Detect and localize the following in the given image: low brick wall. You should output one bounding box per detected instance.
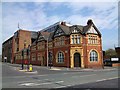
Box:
[112,63,120,67]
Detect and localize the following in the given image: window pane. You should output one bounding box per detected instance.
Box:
[57,52,64,63]
[90,50,98,61]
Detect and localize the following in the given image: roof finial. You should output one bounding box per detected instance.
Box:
[18,22,20,30]
[18,22,20,29]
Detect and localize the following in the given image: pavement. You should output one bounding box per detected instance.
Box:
[6,63,119,73]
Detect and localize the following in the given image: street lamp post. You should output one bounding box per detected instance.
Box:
[27,45,30,70]
[21,50,24,70]
[21,40,26,70]
[28,45,30,64]
[47,38,48,67]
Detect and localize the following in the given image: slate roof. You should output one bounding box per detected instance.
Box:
[31,19,101,45]
[58,24,70,35]
[41,31,50,40]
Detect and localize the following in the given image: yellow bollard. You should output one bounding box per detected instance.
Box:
[29,64,32,72]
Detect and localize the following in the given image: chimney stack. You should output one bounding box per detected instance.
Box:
[87,19,93,25]
[61,21,66,26]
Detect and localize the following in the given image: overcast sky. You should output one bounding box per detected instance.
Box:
[1,0,119,55]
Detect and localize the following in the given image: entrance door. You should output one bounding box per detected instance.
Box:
[74,53,81,67]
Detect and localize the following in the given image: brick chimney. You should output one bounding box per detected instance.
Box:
[87,19,93,25]
[61,21,66,26]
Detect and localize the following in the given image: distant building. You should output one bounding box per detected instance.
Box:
[2,36,14,63]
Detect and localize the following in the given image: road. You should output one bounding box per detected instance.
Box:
[2,62,119,89]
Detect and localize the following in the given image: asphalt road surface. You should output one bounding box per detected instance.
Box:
[1,62,119,89]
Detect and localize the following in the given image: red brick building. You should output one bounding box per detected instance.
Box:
[30,20,103,68]
[2,20,103,68]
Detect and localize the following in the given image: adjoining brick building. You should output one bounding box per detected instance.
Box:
[30,20,103,68]
[13,29,37,64]
[2,29,37,63]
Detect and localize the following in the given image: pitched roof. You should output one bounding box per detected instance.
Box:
[70,25,84,34]
[48,32,54,41]
[83,23,101,36]
[58,24,70,35]
[36,19,101,43]
[41,31,50,40]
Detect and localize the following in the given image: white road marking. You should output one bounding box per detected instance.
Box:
[55,85,72,88]
[96,79,107,82]
[63,73,69,74]
[72,74,97,78]
[16,74,96,85]
[17,79,49,83]
[4,72,85,79]
[4,74,47,79]
[20,80,64,86]
[96,77,119,82]
[55,77,119,88]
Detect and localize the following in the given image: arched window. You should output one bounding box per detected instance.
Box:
[90,50,98,61]
[57,52,64,63]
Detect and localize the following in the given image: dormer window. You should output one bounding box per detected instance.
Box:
[72,27,78,33]
[54,28,64,37]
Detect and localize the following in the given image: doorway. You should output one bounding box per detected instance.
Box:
[74,53,81,67]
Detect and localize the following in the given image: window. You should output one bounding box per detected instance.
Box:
[57,52,64,63]
[55,37,65,46]
[61,37,65,45]
[32,54,36,61]
[31,46,36,51]
[72,35,74,44]
[75,35,77,44]
[71,35,80,44]
[90,50,98,61]
[48,42,53,48]
[88,35,98,44]
[17,48,19,51]
[72,27,78,33]
[38,56,41,61]
[77,35,80,44]
[55,29,64,36]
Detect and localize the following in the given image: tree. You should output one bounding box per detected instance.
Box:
[105,48,117,58]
